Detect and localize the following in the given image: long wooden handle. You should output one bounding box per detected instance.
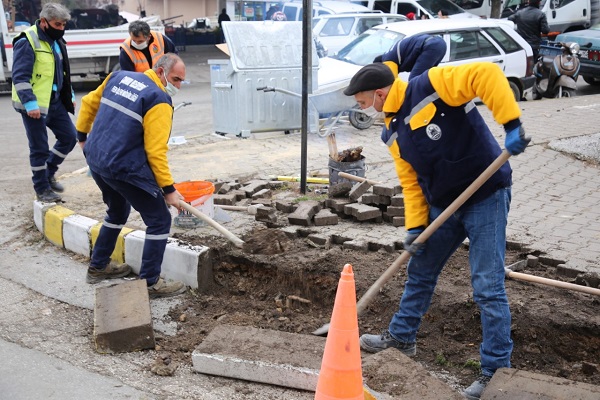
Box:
[337,172,382,185]
[179,201,245,248]
[356,150,511,316]
[506,270,600,296]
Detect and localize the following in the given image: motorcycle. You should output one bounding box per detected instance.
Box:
[532,41,580,99]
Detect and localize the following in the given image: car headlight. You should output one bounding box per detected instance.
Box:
[569,42,580,55]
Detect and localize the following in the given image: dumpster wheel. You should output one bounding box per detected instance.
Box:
[349,107,374,130]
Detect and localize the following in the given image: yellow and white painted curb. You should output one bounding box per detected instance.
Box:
[33,200,213,290]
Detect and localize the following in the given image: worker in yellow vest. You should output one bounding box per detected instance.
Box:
[11,3,77,203]
[119,20,177,72]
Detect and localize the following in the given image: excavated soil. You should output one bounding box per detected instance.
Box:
[157,226,600,392]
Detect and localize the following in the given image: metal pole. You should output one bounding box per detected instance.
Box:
[300,0,313,194]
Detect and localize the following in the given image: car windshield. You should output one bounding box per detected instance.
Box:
[417,0,466,15]
[333,29,404,65]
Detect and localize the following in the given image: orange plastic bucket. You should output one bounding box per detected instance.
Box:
[174,181,215,203]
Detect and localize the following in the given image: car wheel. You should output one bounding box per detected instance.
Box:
[583,76,600,86]
[556,87,576,98]
[508,81,521,102]
[349,107,374,130]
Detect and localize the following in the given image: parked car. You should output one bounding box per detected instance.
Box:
[556,23,600,86]
[313,12,408,55]
[318,18,535,101]
[282,0,370,21]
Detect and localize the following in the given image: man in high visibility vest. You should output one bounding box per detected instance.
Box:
[119,20,177,72]
[11,2,77,203]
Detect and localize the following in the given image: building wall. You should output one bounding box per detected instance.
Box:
[120,0,221,26]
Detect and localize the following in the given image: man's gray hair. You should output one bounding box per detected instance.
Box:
[154,53,183,74]
[129,20,151,37]
[40,3,71,22]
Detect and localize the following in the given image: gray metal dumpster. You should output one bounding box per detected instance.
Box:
[209,21,319,137]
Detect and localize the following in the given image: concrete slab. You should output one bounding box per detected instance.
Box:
[192,324,326,391]
[93,280,155,354]
[482,368,600,400]
[361,348,463,399]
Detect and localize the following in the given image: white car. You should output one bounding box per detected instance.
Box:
[313,12,408,55]
[318,18,536,101]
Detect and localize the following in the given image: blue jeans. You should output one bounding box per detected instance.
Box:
[89,170,172,285]
[389,187,513,376]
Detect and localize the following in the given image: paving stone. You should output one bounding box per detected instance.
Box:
[328,182,353,198]
[212,181,225,194]
[218,182,231,194]
[242,180,270,197]
[326,198,354,213]
[306,234,329,246]
[250,198,273,207]
[361,193,380,205]
[252,188,272,199]
[275,200,296,213]
[353,204,382,222]
[93,280,154,354]
[349,180,372,201]
[556,263,581,278]
[314,209,338,226]
[255,206,277,223]
[192,324,325,391]
[344,203,361,217]
[343,240,368,252]
[386,206,405,217]
[377,195,391,206]
[267,181,287,189]
[481,368,600,400]
[288,201,321,226]
[213,193,237,205]
[391,194,405,207]
[331,234,352,245]
[230,189,247,201]
[392,216,405,227]
[527,255,539,267]
[372,184,396,197]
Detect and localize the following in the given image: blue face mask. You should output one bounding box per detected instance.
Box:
[163,72,179,97]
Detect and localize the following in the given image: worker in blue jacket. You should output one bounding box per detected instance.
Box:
[344,60,530,400]
[11,3,77,203]
[76,53,187,298]
[374,33,447,81]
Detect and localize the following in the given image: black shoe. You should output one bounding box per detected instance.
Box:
[36,189,61,203]
[49,176,64,193]
[86,263,132,284]
[462,374,493,400]
[359,330,416,355]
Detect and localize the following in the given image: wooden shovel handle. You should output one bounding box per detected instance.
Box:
[506,270,600,296]
[179,201,245,248]
[337,172,382,185]
[356,150,512,316]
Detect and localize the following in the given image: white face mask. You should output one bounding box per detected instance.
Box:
[163,72,179,97]
[363,91,382,118]
[131,40,148,50]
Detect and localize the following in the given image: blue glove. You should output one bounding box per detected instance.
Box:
[504,125,531,155]
[404,228,426,256]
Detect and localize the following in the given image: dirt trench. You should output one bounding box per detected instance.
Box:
[161,227,600,391]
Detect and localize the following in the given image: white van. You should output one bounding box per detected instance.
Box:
[352,0,478,19]
[282,0,370,21]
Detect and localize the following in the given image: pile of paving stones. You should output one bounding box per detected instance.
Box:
[210,178,405,227]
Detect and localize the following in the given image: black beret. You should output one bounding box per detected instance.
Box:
[343,63,395,96]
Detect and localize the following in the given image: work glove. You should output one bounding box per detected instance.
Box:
[404,227,426,256]
[504,125,531,155]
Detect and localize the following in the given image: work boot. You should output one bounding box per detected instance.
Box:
[359,330,416,355]
[86,263,131,284]
[147,277,187,299]
[48,176,64,193]
[36,189,61,203]
[462,374,492,400]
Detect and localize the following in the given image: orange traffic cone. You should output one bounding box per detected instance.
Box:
[315,264,363,400]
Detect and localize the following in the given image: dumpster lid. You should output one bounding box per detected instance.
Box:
[222,21,319,71]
